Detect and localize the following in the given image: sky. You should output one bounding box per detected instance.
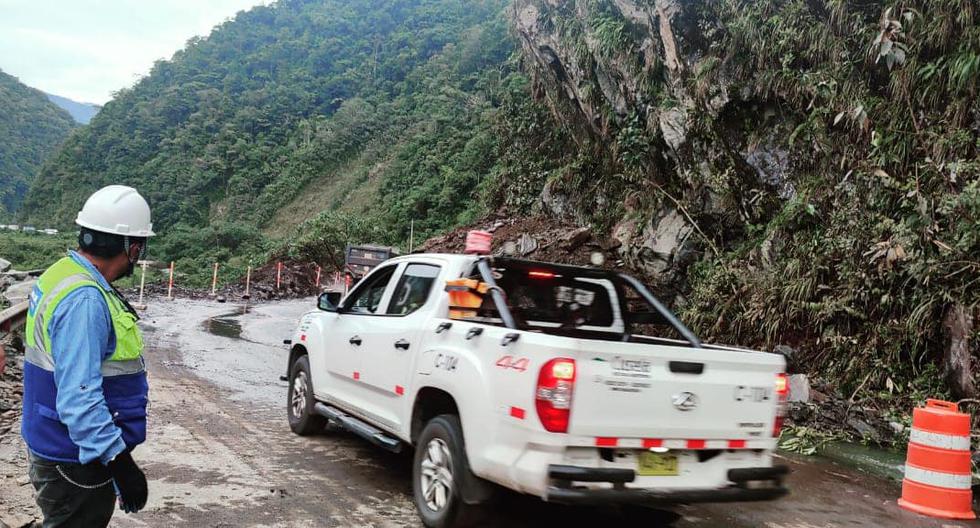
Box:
[0,0,270,105]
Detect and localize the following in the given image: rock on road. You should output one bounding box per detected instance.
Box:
[2,297,977,527]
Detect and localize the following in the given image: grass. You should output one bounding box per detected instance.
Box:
[0,231,74,271]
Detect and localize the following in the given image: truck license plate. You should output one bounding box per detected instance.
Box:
[637,452,679,476]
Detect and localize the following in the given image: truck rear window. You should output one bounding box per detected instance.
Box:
[466,259,693,345]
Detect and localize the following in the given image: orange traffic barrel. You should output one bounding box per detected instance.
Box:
[898,399,975,520]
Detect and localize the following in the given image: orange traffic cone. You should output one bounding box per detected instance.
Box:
[898,399,976,520]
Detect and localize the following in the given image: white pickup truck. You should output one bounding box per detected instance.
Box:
[284,254,789,527]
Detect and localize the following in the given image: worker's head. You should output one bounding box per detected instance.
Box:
[75,185,155,282]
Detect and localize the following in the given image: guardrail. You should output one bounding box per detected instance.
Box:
[0,301,28,333]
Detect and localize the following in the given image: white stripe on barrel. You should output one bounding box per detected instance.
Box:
[904,465,972,490]
[909,428,971,451]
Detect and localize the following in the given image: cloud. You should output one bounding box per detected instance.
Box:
[0,0,270,104]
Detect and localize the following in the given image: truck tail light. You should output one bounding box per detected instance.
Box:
[773,372,789,437]
[536,358,576,433]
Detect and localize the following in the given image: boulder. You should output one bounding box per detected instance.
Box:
[787,374,810,403]
[561,227,592,250]
[0,258,10,273]
[3,280,36,305]
[515,233,538,256]
[614,208,694,280]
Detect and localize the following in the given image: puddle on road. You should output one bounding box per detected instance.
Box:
[203,306,252,339]
[204,316,243,339]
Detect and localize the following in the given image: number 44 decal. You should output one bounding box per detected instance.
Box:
[496,355,529,372]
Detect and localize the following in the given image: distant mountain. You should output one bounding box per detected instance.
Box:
[0,69,76,220]
[45,93,101,124]
[23,0,516,237]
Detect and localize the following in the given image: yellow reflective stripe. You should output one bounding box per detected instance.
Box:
[34,274,98,355]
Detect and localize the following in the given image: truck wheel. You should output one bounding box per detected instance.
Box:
[413,415,484,528]
[287,355,326,435]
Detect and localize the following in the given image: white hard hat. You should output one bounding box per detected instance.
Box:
[75,185,156,237]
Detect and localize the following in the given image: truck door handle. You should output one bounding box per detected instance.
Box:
[465,327,483,340]
[669,361,704,374]
[349,336,362,346]
[394,339,410,350]
[435,322,452,334]
[500,333,520,347]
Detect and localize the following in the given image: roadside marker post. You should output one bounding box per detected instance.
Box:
[167,261,174,300]
[315,265,322,289]
[135,261,148,310]
[244,266,252,299]
[211,263,219,296]
[276,261,282,290]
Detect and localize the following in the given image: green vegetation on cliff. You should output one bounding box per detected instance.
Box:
[0,69,76,220]
[511,0,979,399]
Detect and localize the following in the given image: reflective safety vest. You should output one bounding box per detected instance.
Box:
[22,256,148,463]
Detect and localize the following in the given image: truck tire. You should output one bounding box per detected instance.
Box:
[413,415,485,528]
[287,355,326,435]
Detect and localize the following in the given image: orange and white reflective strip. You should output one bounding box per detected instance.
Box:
[909,428,971,451]
[903,465,972,489]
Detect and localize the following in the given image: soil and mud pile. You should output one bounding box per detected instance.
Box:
[420,215,622,270]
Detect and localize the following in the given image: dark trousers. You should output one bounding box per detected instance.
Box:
[28,452,116,528]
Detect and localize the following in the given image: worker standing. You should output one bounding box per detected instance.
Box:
[22,185,155,526]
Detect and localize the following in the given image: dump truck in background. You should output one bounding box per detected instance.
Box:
[344,244,397,293]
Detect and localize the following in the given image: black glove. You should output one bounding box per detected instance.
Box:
[107,451,148,513]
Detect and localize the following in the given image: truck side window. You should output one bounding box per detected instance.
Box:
[345,265,397,314]
[386,264,441,316]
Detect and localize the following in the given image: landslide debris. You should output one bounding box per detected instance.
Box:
[419,215,621,269]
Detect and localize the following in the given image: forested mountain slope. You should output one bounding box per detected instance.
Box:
[0,69,76,220]
[22,0,528,253]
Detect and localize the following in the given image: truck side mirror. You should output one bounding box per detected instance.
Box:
[318,291,342,312]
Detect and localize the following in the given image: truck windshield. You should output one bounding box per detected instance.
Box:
[469,259,691,344]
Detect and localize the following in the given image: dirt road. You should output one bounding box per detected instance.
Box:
[2,297,978,527]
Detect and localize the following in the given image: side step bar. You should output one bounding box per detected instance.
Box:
[314,403,403,453]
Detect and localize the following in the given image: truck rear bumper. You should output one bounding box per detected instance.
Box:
[546,464,789,505]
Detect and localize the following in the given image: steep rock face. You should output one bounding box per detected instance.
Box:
[513,0,787,286]
[512,0,980,394]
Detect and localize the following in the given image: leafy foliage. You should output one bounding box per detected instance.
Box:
[0,231,75,271]
[0,69,76,220]
[514,0,979,396]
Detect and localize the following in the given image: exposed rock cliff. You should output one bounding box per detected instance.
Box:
[511,0,980,395]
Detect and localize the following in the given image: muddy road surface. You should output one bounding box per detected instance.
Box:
[2,297,977,527]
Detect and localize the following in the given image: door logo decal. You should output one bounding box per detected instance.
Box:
[435,353,459,372]
[672,392,699,411]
